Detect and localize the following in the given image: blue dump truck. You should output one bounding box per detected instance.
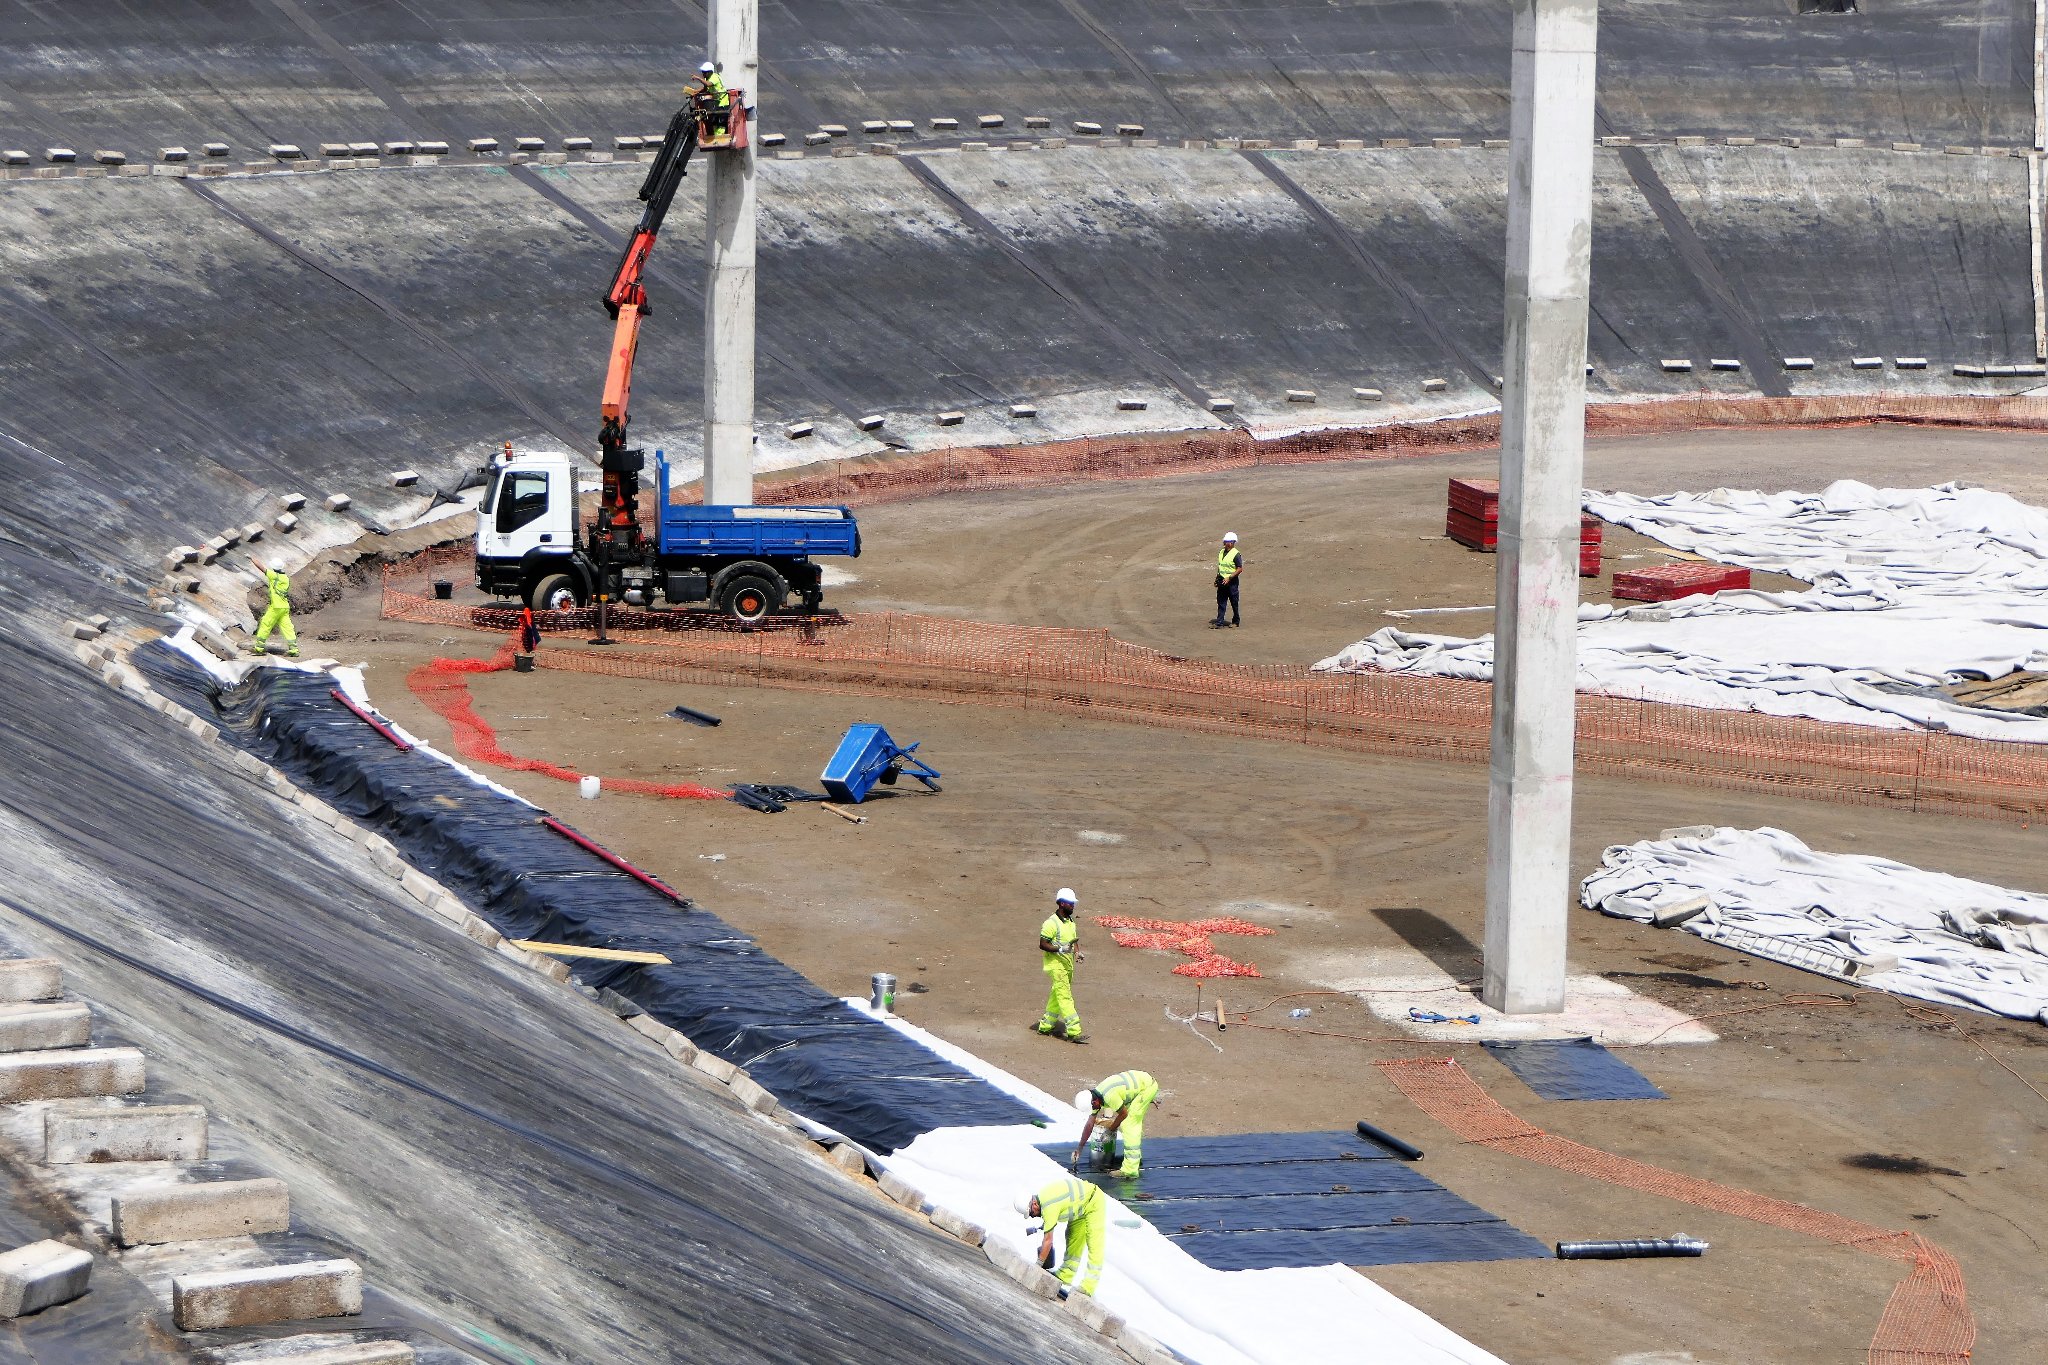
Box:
[475,449,860,622]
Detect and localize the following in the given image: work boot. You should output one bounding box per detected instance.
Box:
[247,643,265,655]
[286,646,300,657]
[1065,1031,1090,1045]
[1056,1287,1071,1301]
[1117,1162,1141,1179]
[1032,1022,1054,1036]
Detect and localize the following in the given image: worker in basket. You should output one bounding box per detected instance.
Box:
[1074,1069,1158,1178]
[1016,1176,1106,1300]
[1033,887,1086,1043]
[689,60,732,140]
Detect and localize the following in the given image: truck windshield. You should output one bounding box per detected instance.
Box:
[496,471,550,533]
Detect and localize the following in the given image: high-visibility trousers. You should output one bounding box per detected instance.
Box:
[254,603,296,647]
[1037,954,1081,1038]
[1116,1078,1159,1176]
[1055,1196,1107,1295]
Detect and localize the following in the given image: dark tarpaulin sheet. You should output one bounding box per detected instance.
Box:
[1035,1132,1548,1269]
[1481,1038,1669,1101]
[140,648,1037,1153]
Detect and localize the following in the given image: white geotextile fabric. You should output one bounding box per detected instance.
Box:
[1582,827,2048,1023]
[846,1002,1506,1365]
[1314,481,2048,740]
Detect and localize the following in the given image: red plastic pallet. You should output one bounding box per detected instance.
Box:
[1611,562,1751,601]
[1448,477,1500,521]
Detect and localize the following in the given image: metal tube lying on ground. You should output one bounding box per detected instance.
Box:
[1556,1236,1709,1260]
[1355,1119,1425,1160]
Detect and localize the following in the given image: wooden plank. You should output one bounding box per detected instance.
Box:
[510,940,671,965]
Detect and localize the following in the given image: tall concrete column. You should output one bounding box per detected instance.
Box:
[703,0,759,505]
[1483,0,1598,1016]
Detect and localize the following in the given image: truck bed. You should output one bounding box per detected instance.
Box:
[656,502,860,558]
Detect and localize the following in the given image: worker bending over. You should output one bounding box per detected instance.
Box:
[251,559,298,657]
[1034,887,1086,1043]
[688,61,732,137]
[1016,1176,1107,1299]
[1211,531,1242,628]
[1075,1069,1159,1178]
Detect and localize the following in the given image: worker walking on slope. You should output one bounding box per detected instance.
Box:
[688,60,732,138]
[1211,531,1243,629]
[1016,1175,1107,1299]
[1034,887,1087,1043]
[250,559,298,658]
[1075,1069,1159,1178]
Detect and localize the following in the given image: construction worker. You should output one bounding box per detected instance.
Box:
[1015,1175,1107,1299]
[1033,887,1086,1043]
[689,61,732,138]
[1075,1070,1159,1178]
[518,603,541,655]
[250,559,298,657]
[1211,531,1242,628]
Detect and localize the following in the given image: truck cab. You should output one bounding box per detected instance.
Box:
[475,450,860,622]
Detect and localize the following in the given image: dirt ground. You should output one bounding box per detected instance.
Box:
[313,426,2048,1365]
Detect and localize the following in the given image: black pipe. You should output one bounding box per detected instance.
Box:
[1556,1236,1708,1260]
[668,704,723,727]
[1355,1120,1424,1160]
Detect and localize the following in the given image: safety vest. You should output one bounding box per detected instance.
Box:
[1041,913,1077,957]
[1096,1070,1153,1112]
[704,72,731,107]
[264,568,291,610]
[1217,546,1241,578]
[1035,1176,1101,1229]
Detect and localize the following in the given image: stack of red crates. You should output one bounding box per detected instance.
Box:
[1446,478,1602,577]
[1611,562,1751,602]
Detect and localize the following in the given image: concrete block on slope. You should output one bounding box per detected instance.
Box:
[0,1241,91,1317]
[0,1048,143,1101]
[0,960,61,1003]
[0,1002,91,1053]
[173,1259,362,1329]
[45,1103,207,1163]
[982,1238,1061,1299]
[112,1178,290,1246]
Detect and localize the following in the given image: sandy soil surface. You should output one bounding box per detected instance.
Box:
[310,426,2048,1365]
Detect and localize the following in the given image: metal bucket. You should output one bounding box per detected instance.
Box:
[513,654,534,673]
[433,579,453,600]
[870,972,897,1013]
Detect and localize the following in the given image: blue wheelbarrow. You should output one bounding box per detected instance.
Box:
[820,723,942,803]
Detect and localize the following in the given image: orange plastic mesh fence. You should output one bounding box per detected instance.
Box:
[406,640,728,801]
[1376,1058,1974,1364]
[1095,914,1273,979]
[389,396,2048,824]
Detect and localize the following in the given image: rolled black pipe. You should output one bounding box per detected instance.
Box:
[1355,1120,1424,1160]
[668,704,723,727]
[1556,1237,1708,1260]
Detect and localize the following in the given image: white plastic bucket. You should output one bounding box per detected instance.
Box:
[579,775,601,800]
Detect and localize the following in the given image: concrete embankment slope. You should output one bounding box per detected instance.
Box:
[0,542,1116,1362]
[0,1,2028,149]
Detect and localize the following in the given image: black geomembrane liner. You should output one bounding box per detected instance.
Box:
[1481,1037,1669,1101]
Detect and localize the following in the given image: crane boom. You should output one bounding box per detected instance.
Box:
[595,102,703,553]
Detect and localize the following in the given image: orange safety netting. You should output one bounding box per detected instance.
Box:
[1096,914,1275,979]
[1376,1057,1973,1365]
[406,639,728,801]
[384,394,2048,826]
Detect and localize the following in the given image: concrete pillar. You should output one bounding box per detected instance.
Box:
[1484,0,1598,1016]
[703,0,759,506]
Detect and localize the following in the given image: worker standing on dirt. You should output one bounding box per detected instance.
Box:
[250,559,298,658]
[1211,531,1243,629]
[1075,1070,1159,1178]
[1034,887,1086,1043]
[689,61,732,138]
[1016,1176,1107,1299]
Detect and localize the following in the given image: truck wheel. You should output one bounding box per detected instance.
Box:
[530,573,581,612]
[720,573,779,624]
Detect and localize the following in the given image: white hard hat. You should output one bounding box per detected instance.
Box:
[1074,1089,1096,1113]
[699,61,716,72]
[1222,531,1238,542]
[1013,1192,1036,1216]
[1055,888,1077,905]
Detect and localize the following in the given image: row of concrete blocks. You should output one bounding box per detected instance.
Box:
[787,382,1459,439]
[77,646,1171,1360]
[1599,133,2029,157]
[1659,356,2046,376]
[0,958,406,1356]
